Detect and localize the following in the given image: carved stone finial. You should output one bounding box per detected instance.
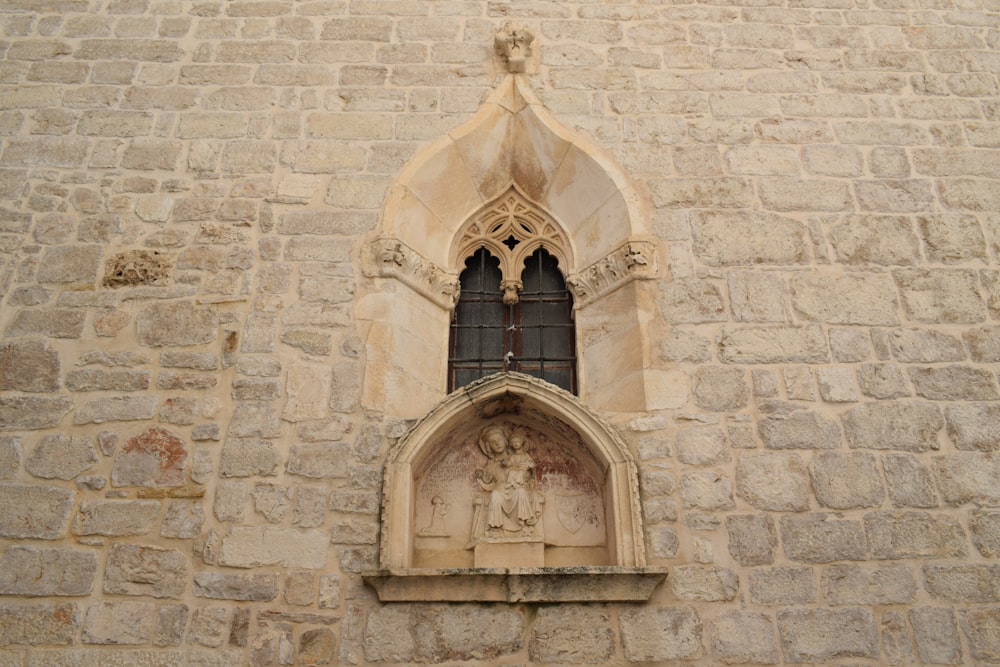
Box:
[494,22,534,73]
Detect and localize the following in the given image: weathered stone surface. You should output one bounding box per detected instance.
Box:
[283,570,317,607]
[777,608,879,662]
[828,215,921,265]
[719,325,828,363]
[894,269,986,323]
[865,511,967,559]
[74,500,160,537]
[620,607,703,661]
[193,573,278,601]
[691,366,748,411]
[857,363,911,399]
[528,606,615,664]
[6,308,86,338]
[286,442,349,479]
[946,403,1000,451]
[219,438,279,478]
[187,606,229,648]
[0,396,73,430]
[112,426,188,487]
[660,279,725,323]
[960,608,1000,662]
[882,453,939,508]
[824,563,916,605]
[910,607,963,665]
[104,543,187,599]
[82,601,155,645]
[0,603,79,646]
[891,328,965,363]
[971,510,1000,557]
[676,427,729,466]
[810,451,885,509]
[26,434,97,480]
[932,453,1000,506]
[670,565,738,601]
[0,546,96,597]
[36,245,102,284]
[692,211,807,265]
[0,437,19,480]
[0,339,60,392]
[749,567,816,606]
[73,396,158,425]
[364,605,524,662]
[160,500,204,539]
[66,369,150,392]
[251,483,291,523]
[781,514,868,563]
[726,514,777,566]
[923,564,1000,602]
[680,470,734,510]
[218,526,328,568]
[909,365,999,400]
[136,301,217,347]
[757,402,839,451]
[712,611,780,665]
[965,325,1000,362]
[843,400,942,451]
[791,273,899,325]
[736,452,810,511]
[0,484,72,539]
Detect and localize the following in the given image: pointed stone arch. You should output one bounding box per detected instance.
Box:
[358,74,665,417]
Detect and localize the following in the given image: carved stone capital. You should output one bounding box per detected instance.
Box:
[494,22,534,73]
[369,238,460,310]
[566,240,659,308]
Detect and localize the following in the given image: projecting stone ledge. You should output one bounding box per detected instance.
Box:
[363,567,668,602]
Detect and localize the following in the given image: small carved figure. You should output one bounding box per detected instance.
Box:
[417,495,451,537]
[494,23,535,73]
[471,423,543,541]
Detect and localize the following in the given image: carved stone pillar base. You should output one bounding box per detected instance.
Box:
[474,541,544,568]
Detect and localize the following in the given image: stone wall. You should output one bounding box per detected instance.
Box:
[1,0,999,664]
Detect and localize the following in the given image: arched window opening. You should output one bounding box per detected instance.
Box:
[449,247,576,394]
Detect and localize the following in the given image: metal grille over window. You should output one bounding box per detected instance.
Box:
[449,247,576,394]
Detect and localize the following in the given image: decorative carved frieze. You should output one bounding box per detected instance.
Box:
[566,240,659,308]
[369,238,460,310]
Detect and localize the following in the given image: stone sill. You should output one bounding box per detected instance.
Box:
[363,567,668,602]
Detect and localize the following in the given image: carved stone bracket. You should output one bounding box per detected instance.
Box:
[368,237,460,310]
[566,240,659,308]
[494,22,534,73]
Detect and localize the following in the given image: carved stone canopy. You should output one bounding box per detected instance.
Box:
[365,373,667,602]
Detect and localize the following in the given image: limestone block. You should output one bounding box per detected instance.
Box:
[112,427,188,487]
[0,603,79,646]
[857,363,911,399]
[719,325,828,363]
[712,611,780,665]
[187,607,229,648]
[74,396,158,425]
[660,279,725,323]
[791,273,899,325]
[816,367,859,402]
[363,605,524,663]
[932,453,1000,505]
[0,483,72,539]
[758,401,841,449]
[965,325,1000,362]
[947,403,1000,450]
[318,575,340,609]
[843,400,942,451]
[777,608,878,662]
[647,525,679,559]
[670,565,738,602]
[251,483,291,523]
[749,567,816,606]
[6,308,86,338]
[192,573,278,601]
[882,454,939,508]
[728,270,789,322]
[159,397,199,425]
[528,606,615,664]
[890,328,965,362]
[692,211,808,266]
[0,437,18,480]
[960,608,1000,662]
[104,543,188,598]
[760,178,853,211]
[214,481,247,522]
[811,451,885,509]
[909,365,999,400]
[737,451,810,511]
[0,546,97,596]
[619,607,703,661]
[726,514,777,566]
[676,427,729,466]
[161,353,221,372]
[971,510,1000,557]
[692,367,748,411]
[681,470,734,510]
[160,500,204,539]
[919,213,988,263]
[781,514,867,563]
[923,564,1000,602]
[66,370,150,392]
[866,511,967,559]
[824,563,917,605]
[82,601,155,645]
[228,402,280,438]
[908,607,964,665]
[0,339,60,392]
[26,434,97,480]
[894,268,986,323]
[218,526,328,568]
[287,443,349,479]
[136,301,216,347]
[74,500,160,537]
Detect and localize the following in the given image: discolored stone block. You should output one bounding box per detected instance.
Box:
[777,608,878,663]
[712,611,779,665]
[946,403,1000,451]
[619,606,703,662]
[112,426,188,487]
[82,601,155,645]
[219,438,280,478]
[670,565,738,602]
[810,451,885,509]
[865,511,967,559]
[26,434,97,480]
[6,308,85,338]
[781,514,867,563]
[104,543,188,598]
[960,608,1000,662]
[160,500,204,539]
[908,365,999,400]
[843,400,942,451]
[680,470,734,510]
[193,573,279,602]
[0,339,60,392]
[726,514,777,566]
[749,567,815,606]
[136,301,217,347]
[691,366,748,411]
[73,396,158,425]
[218,526,328,568]
[932,453,1000,506]
[824,563,917,605]
[882,454,939,508]
[910,607,963,665]
[0,546,97,596]
[528,605,615,664]
[758,401,841,450]
[0,484,72,539]
[894,268,986,323]
[676,427,729,466]
[660,279,725,323]
[287,442,349,479]
[74,500,160,537]
[857,363,911,399]
[924,564,1000,602]
[736,451,810,512]
[35,245,102,284]
[0,602,80,646]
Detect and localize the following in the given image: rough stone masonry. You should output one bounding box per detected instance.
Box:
[1,0,999,664]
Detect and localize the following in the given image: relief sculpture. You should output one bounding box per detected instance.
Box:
[470,424,543,544]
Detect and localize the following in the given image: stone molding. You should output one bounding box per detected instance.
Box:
[567,239,659,309]
[367,237,459,310]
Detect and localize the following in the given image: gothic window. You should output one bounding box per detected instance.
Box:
[448,246,576,393]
